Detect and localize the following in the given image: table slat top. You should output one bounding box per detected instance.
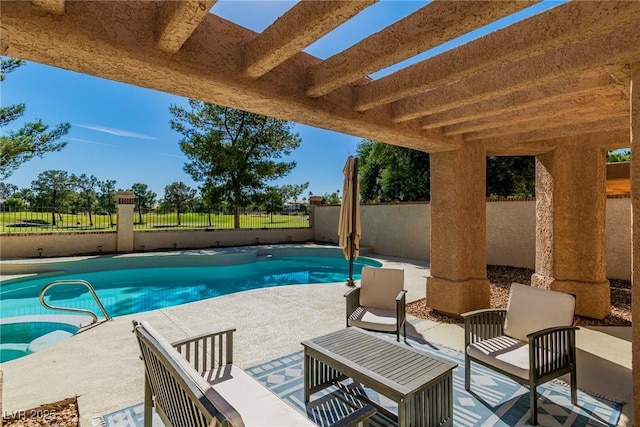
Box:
[302,328,457,396]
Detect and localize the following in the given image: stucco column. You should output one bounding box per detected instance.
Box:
[532,138,610,319]
[630,61,640,427]
[426,143,490,316]
[116,191,135,253]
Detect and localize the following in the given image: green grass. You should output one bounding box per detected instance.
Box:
[0,211,309,233]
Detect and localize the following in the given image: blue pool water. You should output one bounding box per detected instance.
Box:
[0,254,381,362]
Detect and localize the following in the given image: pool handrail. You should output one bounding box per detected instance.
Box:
[39,279,112,326]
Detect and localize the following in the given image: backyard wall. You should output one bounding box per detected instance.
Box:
[312,197,632,280]
[1,228,313,260]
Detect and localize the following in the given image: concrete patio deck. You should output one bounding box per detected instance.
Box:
[0,253,632,426]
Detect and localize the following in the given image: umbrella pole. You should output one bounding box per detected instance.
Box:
[346,158,358,287]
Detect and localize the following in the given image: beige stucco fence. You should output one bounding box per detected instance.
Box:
[312,197,631,281]
[0,197,630,280]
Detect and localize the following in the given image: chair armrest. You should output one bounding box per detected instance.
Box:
[527,326,579,381]
[396,290,407,324]
[344,287,361,326]
[172,327,236,372]
[328,405,377,427]
[462,309,507,347]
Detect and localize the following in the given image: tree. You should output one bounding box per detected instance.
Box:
[357,139,430,202]
[97,179,117,226]
[607,149,631,163]
[0,58,70,179]
[75,174,99,226]
[163,181,196,226]
[486,156,535,198]
[280,182,309,210]
[130,183,157,224]
[30,170,75,225]
[0,182,19,199]
[322,191,341,204]
[169,101,302,228]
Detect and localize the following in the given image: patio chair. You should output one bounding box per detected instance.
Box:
[461,283,578,426]
[344,267,407,342]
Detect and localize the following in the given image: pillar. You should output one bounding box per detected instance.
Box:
[630,61,640,427]
[116,191,135,253]
[532,138,610,319]
[426,143,490,316]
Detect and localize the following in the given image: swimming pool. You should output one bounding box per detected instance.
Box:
[0,248,381,362]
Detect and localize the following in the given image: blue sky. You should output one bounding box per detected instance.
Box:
[2,1,562,199]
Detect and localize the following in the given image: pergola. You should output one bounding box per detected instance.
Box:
[2,0,639,417]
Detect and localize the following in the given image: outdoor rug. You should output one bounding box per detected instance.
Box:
[103,335,622,427]
[246,335,622,427]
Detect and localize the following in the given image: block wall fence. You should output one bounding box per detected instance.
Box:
[312,197,631,281]
[0,197,631,280]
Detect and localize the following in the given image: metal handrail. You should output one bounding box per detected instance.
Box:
[39,279,112,324]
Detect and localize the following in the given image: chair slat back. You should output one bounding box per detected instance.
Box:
[504,283,575,342]
[133,321,241,427]
[359,267,404,310]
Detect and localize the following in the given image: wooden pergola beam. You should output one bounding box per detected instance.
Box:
[306,0,535,98]
[355,1,640,112]
[391,21,640,123]
[156,0,217,53]
[243,0,376,79]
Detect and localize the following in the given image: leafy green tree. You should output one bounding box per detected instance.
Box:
[130,183,157,225]
[163,181,196,226]
[280,182,309,210]
[30,170,75,225]
[607,149,631,163]
[75,173,99,225]
[357,139,430,202]
[322,191,341,204]
[14,187,36,207]
[486,156,535,198]
[0,182,19,199]
[3,197,24,211]
[169,101,302,228]
[97,179,117,226]
[0,58,70,179]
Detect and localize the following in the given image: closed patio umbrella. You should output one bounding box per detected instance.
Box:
[338,156,361,286]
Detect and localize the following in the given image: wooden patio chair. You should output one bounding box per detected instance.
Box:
[461,283,579,426]
[344,267,407,342]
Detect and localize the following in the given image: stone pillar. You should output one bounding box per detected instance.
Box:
[116,191,135,253]
[532,138,610,319]
[426,143,490,316]
[630,61,640,427]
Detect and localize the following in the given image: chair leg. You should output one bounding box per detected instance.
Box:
[529,383,538,426]
[571,368,578,405]
[464,355,471,391]
[403,320,407,342]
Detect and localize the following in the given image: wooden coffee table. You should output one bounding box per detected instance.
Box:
[302,327,457,427]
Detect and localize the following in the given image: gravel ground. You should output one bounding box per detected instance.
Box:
[5,266,631,425]
[2,397,79,427]
[408,265,632,327]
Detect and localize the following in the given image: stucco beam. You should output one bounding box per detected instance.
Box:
[464,108,628,142]
[391,21,640,123]
[305,0,534,98]
[0,1,455,153]
[484,129,630,156]
[30,0,64,15]
[155,0,216,53]
[443,92,626,136]
[474,117,629,149]
[242,0,376,79]
[420,70,624,130]
[355,1,640,112]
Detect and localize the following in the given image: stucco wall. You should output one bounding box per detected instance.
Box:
[312,198,631,280]
[0,228,313,260]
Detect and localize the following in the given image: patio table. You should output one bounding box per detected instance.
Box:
[302,327,457,427]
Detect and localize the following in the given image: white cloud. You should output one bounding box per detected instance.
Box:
[73,123,157,140]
